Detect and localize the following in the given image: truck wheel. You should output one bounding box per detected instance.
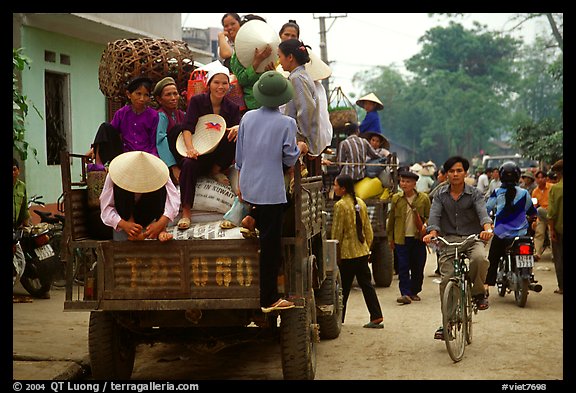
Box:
[371,239,394,287]
[280,295,318,380]
[89,311,136,379]
[315,269,343,340]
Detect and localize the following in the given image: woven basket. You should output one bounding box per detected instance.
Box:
[99,38,196,101]
[328,86,358,129]
[329,109,358,129]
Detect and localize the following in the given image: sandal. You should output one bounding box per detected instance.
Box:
[240,227,259,239]
[261,298,295,313]
[177,217,191,230]
[434,326,444,340]
[158,231,173,242]
[220,220,236,229]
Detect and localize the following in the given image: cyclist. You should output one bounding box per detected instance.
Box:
[484,161,537,297]
[423,156,494,341]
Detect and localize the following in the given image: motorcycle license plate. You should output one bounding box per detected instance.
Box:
[34,244,55,260]
[516,255,534,268]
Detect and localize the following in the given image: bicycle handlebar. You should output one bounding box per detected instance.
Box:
[432,234,479,248]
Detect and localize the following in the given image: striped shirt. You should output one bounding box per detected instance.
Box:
[337,134,380,181]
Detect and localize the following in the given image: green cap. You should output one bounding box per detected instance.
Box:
[253,71,294,108]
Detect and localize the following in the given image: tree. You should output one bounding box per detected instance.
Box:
[13,47,41,162]
[404,22,520,162]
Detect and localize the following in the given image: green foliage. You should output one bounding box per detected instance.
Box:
[352,19,563,165]
[514,118,562,165]
[13,47,40,163]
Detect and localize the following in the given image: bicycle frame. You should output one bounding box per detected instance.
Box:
[434,234,478,362]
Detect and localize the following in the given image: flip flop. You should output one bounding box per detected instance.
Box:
[261,299,295,313]
[220,220,236,229]
[158,231,173,242]
[240,227,258,239]
[177,217,191,230]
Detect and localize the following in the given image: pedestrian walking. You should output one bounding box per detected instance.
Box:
[331,174,384,328]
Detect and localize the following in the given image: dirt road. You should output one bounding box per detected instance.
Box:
[130,248,563,381]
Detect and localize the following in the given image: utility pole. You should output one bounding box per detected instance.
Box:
[313,13,347,97]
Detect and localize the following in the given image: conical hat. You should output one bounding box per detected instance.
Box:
[108,151,169,193]
[235,20,280,73]
[305,50,331,81]
[356,93,384,111]
[360,131,390,150]
[176,114,227,157]
[275,50,331,82]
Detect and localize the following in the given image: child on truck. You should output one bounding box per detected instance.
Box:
[235,70,306,312]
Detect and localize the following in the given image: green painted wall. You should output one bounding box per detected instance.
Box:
[21,26,107,204]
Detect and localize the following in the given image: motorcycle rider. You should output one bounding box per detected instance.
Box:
[484,161,537,297]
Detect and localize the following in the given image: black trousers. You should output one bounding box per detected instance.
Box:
[254,204,285,308]
[339,255,383,323]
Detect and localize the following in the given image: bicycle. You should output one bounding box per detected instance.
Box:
[432,234,479,362]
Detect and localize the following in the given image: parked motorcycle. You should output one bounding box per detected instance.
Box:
[496,235,542,307]
[16,195,62,298]
[13,228,25,287]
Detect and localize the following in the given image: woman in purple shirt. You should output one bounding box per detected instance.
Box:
[167,64,241,230]
[92,76,159,165]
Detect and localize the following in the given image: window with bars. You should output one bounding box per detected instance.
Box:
[44,71,70,165]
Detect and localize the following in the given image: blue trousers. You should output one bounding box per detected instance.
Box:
[395,237,427,297]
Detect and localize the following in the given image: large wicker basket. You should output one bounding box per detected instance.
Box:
[328,86,358,129]
[98,38,195,101]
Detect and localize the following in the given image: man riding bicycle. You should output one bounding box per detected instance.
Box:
[423,156,494,340]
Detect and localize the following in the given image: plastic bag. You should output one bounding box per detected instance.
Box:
[222,196,251,227]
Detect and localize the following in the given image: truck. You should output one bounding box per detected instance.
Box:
[481,153,539,173]
[321,150,399,287]
[60,151,343,380]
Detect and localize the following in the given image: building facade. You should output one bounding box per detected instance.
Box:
[13,13,183,209]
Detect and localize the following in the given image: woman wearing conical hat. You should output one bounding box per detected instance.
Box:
[356,92,384,135]
[100,151,180,242]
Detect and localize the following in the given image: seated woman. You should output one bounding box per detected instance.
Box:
[100,151,180,242]
[153,76,185,185]
[168,63,241,230]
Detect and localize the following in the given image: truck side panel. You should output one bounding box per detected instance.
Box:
[100,239,260,301]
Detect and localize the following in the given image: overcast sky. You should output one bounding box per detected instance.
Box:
[182,13,545,98]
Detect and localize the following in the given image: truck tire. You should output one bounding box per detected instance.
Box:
[371,238,394,287]
[89,311,136,379]
[315,269,343,340]
[280,295,318,380]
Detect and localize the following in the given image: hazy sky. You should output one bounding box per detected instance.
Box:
[182,13,545,97]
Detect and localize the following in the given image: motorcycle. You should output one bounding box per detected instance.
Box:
[496,235,542,307]
[15,195,62,298]
[13,228,25,287]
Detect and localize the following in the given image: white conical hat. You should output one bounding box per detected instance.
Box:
[176,114,227,157]
[356,93,384,111]
[275,49,331,82]
[108,151,169,193]
[305,50,331,81]
[235,20,280,73]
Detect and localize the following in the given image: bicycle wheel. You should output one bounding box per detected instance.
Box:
[465,280,473,345]
[442,279,466,362]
